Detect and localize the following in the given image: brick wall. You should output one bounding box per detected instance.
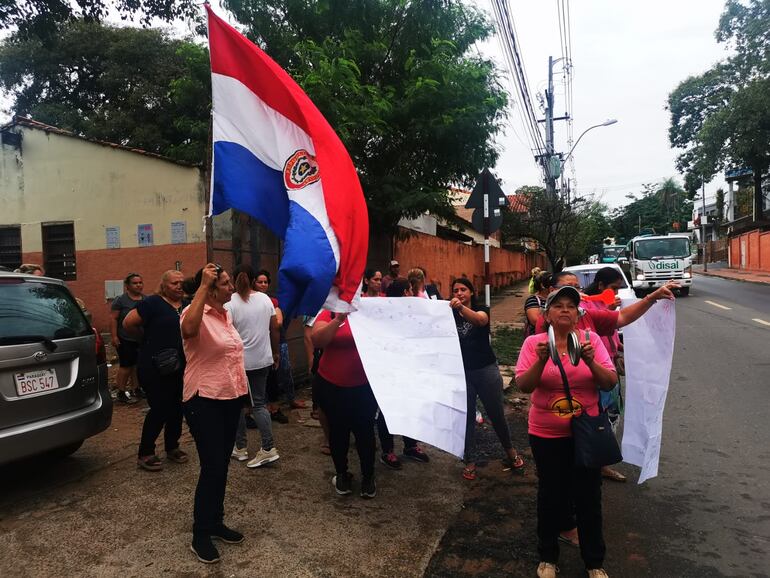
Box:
[392,228,545,297]
[25,242,207,332]
[728,229,770,273]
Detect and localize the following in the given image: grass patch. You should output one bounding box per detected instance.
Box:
[492,325,525,366]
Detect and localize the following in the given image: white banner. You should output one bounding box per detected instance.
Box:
[348,297,467,458]
[620,299,676,483]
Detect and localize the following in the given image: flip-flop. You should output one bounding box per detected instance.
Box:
[558,532,580,548]
[462,465,477,481]
[602,467,627,482]
[502,454,525,471]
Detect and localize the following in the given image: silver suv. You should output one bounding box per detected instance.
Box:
[0,272,112,464]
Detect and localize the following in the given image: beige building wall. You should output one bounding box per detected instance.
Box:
[0,125,205,252]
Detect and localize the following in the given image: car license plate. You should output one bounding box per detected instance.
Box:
[14,368,59,397]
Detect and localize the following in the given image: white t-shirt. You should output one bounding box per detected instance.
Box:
[225,291,276,370]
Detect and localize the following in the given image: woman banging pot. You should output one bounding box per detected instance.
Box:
[514,286,617,578]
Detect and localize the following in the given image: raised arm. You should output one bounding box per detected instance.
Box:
[181,264,218,339]
[617,282,678,328]
[311,313,347,349]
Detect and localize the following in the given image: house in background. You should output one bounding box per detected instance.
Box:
[0,117,207,332]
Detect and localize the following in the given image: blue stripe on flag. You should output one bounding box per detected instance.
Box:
[212,141,289,237]
[279,201,337,316]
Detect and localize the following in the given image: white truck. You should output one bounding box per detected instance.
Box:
[618,234,693,296]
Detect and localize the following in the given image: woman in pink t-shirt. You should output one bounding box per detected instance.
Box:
[515,286,617,578]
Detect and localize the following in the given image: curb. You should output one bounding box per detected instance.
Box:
[694,271,770,286]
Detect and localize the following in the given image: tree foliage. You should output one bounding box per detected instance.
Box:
[0,20,210,163]
[501,186,612,271]
[668,0,770,221]
[611,180,694,242]
[223,0,508,232]
[0,0,198,42]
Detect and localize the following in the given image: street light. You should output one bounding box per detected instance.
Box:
[562,118,618,164]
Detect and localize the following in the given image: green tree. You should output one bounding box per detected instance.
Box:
[501,186,612,271]
[0,0,198,42]
[0,20,210,163]
[223,0,508,232]
[668,0,770,222]
[611,181,694,240]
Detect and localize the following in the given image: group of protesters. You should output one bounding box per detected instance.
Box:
[107,259,677,572]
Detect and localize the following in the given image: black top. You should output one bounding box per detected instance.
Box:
[454,304,496,371]
[426,284,443,300]
[111,293,144,342]
[523,295,545,336]
[135,295,185,371]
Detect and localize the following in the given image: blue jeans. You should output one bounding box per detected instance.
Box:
[235,367,274,451]
[278,342,295,402]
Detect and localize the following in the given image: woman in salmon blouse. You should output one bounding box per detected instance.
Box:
[180,263,249,565]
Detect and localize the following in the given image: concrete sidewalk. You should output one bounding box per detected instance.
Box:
[693,263,770,285]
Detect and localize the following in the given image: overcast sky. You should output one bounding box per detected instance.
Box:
[476,0,732,208]
[1,0,732,207]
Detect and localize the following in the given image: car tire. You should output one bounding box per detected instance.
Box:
[49,440,84,458]
[679,287,690,297]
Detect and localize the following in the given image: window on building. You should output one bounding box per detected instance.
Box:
[0,226,22,270]
[42,222,77,281]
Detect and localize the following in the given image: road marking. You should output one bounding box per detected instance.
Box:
[753,318,770,327]
[704,300,732,310]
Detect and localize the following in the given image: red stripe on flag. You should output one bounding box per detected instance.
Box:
[206,6,369,305]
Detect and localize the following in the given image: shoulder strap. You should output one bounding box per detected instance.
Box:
[553,355,575,414]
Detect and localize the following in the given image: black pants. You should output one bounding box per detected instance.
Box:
[184,395,242,537]
[137,368,183,457]
[376,411,417,454]
[316,375,377,479]
[529,435,605,569]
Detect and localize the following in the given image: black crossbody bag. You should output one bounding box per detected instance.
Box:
[553,355,622,469]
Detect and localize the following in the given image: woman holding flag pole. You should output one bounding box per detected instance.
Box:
[181,264,248,564]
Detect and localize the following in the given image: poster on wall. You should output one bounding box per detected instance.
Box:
[106,227,120,249]
[138,224,154,247]
[171,221,187,244]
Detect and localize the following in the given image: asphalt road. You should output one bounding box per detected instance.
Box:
[427,275,770,578]
[600,275,770,577]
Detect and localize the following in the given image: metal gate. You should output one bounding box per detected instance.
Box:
[208,209,311,379]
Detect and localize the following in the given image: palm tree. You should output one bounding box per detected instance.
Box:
[657,177,685,231]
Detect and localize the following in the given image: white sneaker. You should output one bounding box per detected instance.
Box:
[231,446,248,461]
[247,447,280,468]
[537,562,559,578]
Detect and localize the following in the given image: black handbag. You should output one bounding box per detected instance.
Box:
[553,355,622,469]
[152,348,182,376]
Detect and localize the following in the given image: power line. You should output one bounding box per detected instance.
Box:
[488,0,548,182]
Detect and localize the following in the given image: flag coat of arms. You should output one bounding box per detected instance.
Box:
[206,6,368,317]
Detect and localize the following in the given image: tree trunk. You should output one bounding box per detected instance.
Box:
[753,167,764,222]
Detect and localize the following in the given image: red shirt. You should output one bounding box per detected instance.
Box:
[316,310,368,387]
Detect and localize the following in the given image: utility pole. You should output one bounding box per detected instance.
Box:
[701,179,708,273]
[545,56,555,196]
[539,56,569,197]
